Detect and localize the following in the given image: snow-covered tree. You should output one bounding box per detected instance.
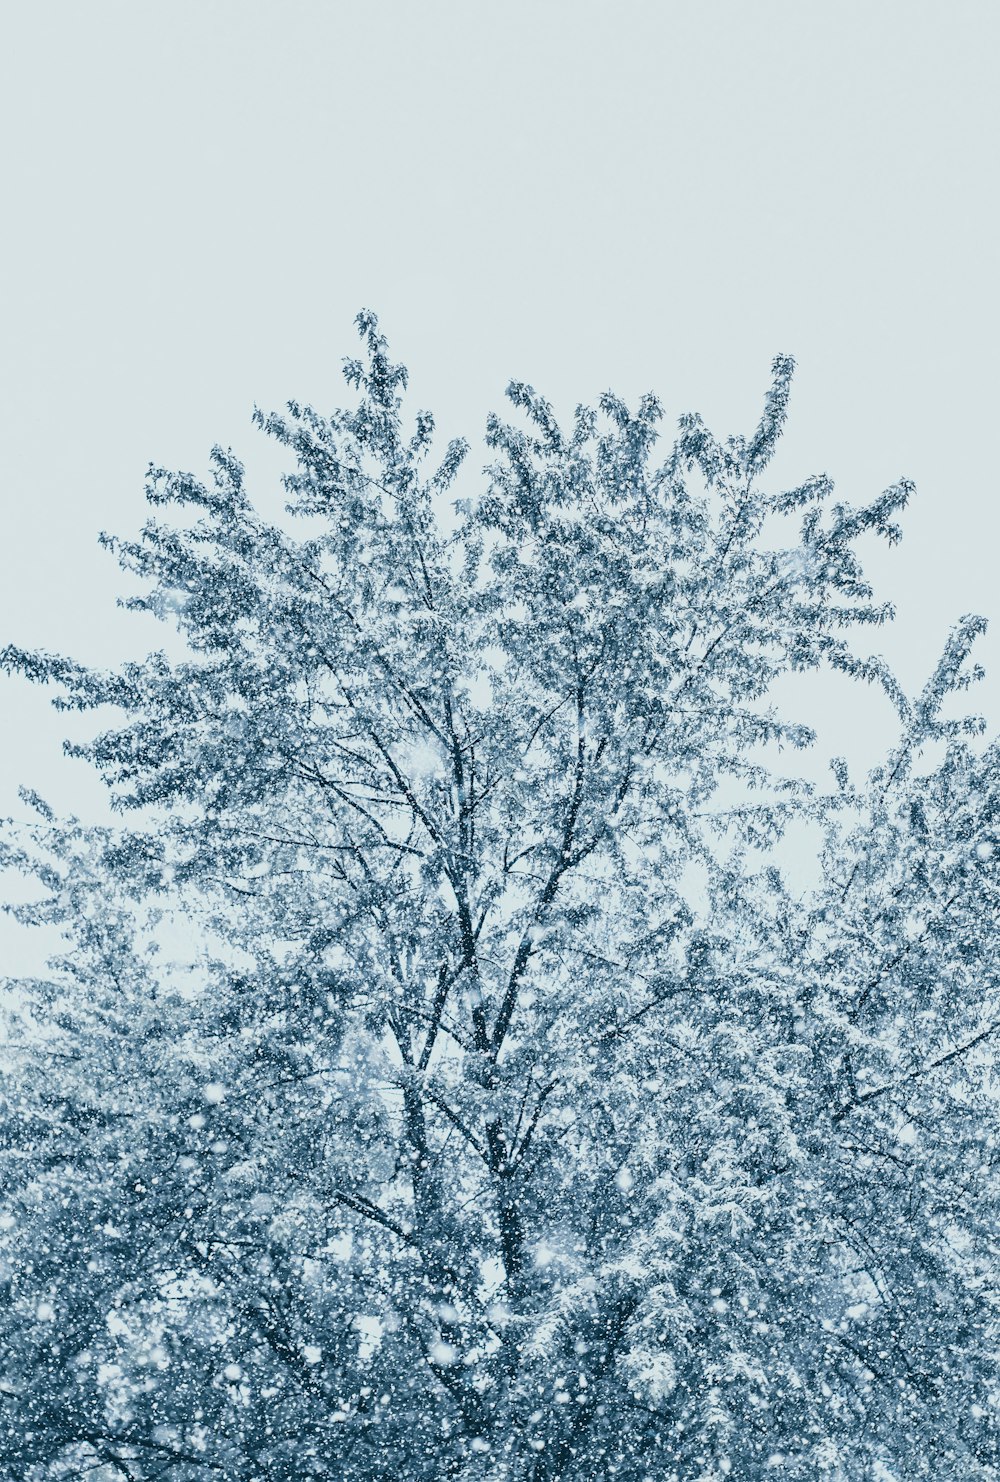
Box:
[2,312,998,1480]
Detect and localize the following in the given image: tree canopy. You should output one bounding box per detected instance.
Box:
[2,313,998,1480]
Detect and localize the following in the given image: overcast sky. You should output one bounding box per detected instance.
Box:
[2,0,998,832]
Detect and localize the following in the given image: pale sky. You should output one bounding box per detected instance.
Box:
[2,0,998,829]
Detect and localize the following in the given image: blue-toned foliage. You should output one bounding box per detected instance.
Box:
[2,314,998,1480]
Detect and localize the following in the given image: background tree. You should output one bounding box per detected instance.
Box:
[2,313,998,1480]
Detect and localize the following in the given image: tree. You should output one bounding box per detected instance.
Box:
[2,312,998,1481]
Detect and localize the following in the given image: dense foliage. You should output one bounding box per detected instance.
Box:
[2,314,998,1480]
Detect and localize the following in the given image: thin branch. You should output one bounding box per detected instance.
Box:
[833,1018,1000,1123]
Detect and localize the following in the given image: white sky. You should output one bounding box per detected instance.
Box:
[1,0,998,828]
